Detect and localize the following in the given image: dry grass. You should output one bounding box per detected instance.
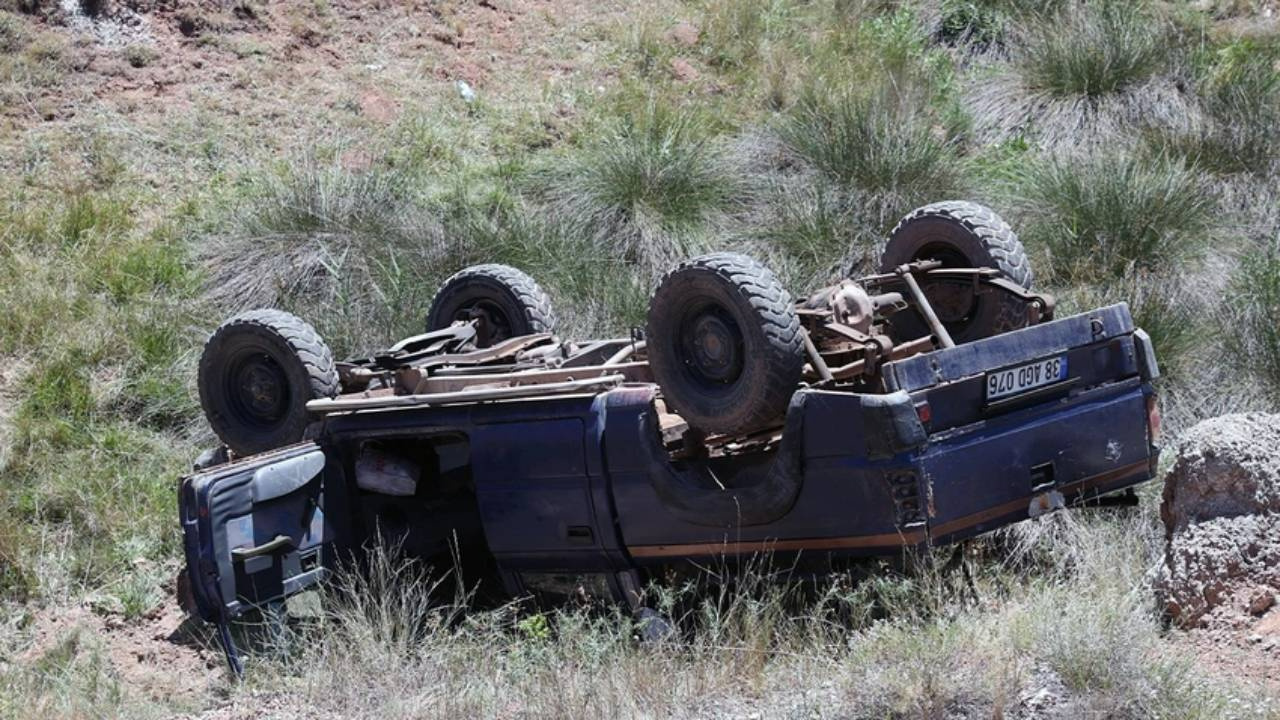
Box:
[193,513,1269,719]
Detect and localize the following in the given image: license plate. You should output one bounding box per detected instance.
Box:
[986,356,1068,400]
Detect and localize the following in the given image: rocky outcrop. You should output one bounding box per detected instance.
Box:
[1155,413,1280,627]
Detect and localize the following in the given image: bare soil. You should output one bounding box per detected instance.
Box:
[22,600,224,709]
[3,0,633,152]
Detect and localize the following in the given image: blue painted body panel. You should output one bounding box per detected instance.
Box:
[179,303,1158,620]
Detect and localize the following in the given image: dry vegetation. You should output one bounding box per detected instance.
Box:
[0,0,1279,717]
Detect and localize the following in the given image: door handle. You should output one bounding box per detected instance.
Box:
[231,534,296,561]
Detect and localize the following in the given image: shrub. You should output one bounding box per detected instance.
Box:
[0,11,23,54]
[1017,152,1214,283]
[1230,244,1280,390]
[1147,49,1280,176]
[778,84,967,209]
[122,43,158,68]
[1017,1,1168,98]
[539,102,735,271]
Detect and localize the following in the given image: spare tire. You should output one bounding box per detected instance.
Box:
[426,264,556,347]
[880,201,1034,343]
[198,309,338,457]
[646,252,804,435]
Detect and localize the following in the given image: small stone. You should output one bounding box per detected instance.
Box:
[668,21,700,47]
[456,80,476,103]
[1249,633,1264,644]
[670,58,699,83]
[1249,590,1274,616]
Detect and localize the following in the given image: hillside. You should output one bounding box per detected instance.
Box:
[1,0,1280,717]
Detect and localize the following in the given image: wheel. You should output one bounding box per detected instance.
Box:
[880,201,1034,343]
[198,309,338,456]
[425,264,556,347]
[646,252,804,435]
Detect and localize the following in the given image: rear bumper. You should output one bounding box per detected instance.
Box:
[919,377,1156,545]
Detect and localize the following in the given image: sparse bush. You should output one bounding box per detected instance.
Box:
[539,102,736,271]
[1230,244,1280,390]
[1017,1,1168,98]
[122,43,158,68]
[1017,152,1214,283]
[778,83,967,211]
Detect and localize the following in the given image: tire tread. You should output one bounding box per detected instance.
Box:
[886,200,1033,289]
[427,264,557,335]
[648,252,804,434]
[198,309,338,455]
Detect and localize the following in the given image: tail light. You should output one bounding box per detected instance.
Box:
[1146,393,1162,445]
[914,401,932,425]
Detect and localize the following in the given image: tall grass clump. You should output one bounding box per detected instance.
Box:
[1148,48,1280,176]
[201,145,449,355]
[1016,1,1168,98]
[216,513,1267,718]
[698,0,797,72]
[1017,152,1214,284]
[1052,268,1203,381]
[437,199,650,338]
[1229,244,1280,393]
[778,84,967,210]
[540,102,736,272]
[747,178,870,290]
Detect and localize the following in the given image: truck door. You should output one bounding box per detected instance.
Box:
[469,419,611,572]
[178,442,349,672]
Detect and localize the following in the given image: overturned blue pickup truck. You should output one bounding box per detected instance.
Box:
[178,201,1160,669]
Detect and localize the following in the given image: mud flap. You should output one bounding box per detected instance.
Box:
[216,619,244,678]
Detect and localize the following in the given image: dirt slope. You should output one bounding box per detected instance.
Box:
[1,0,624,149]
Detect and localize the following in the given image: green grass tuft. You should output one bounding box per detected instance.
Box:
[778,83,967,210]
[1017,1,1168,98]
[1017,152,1215,284]
[539,101,736,271]
[1147,45,1280,175]
[1230,245,1280,393]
